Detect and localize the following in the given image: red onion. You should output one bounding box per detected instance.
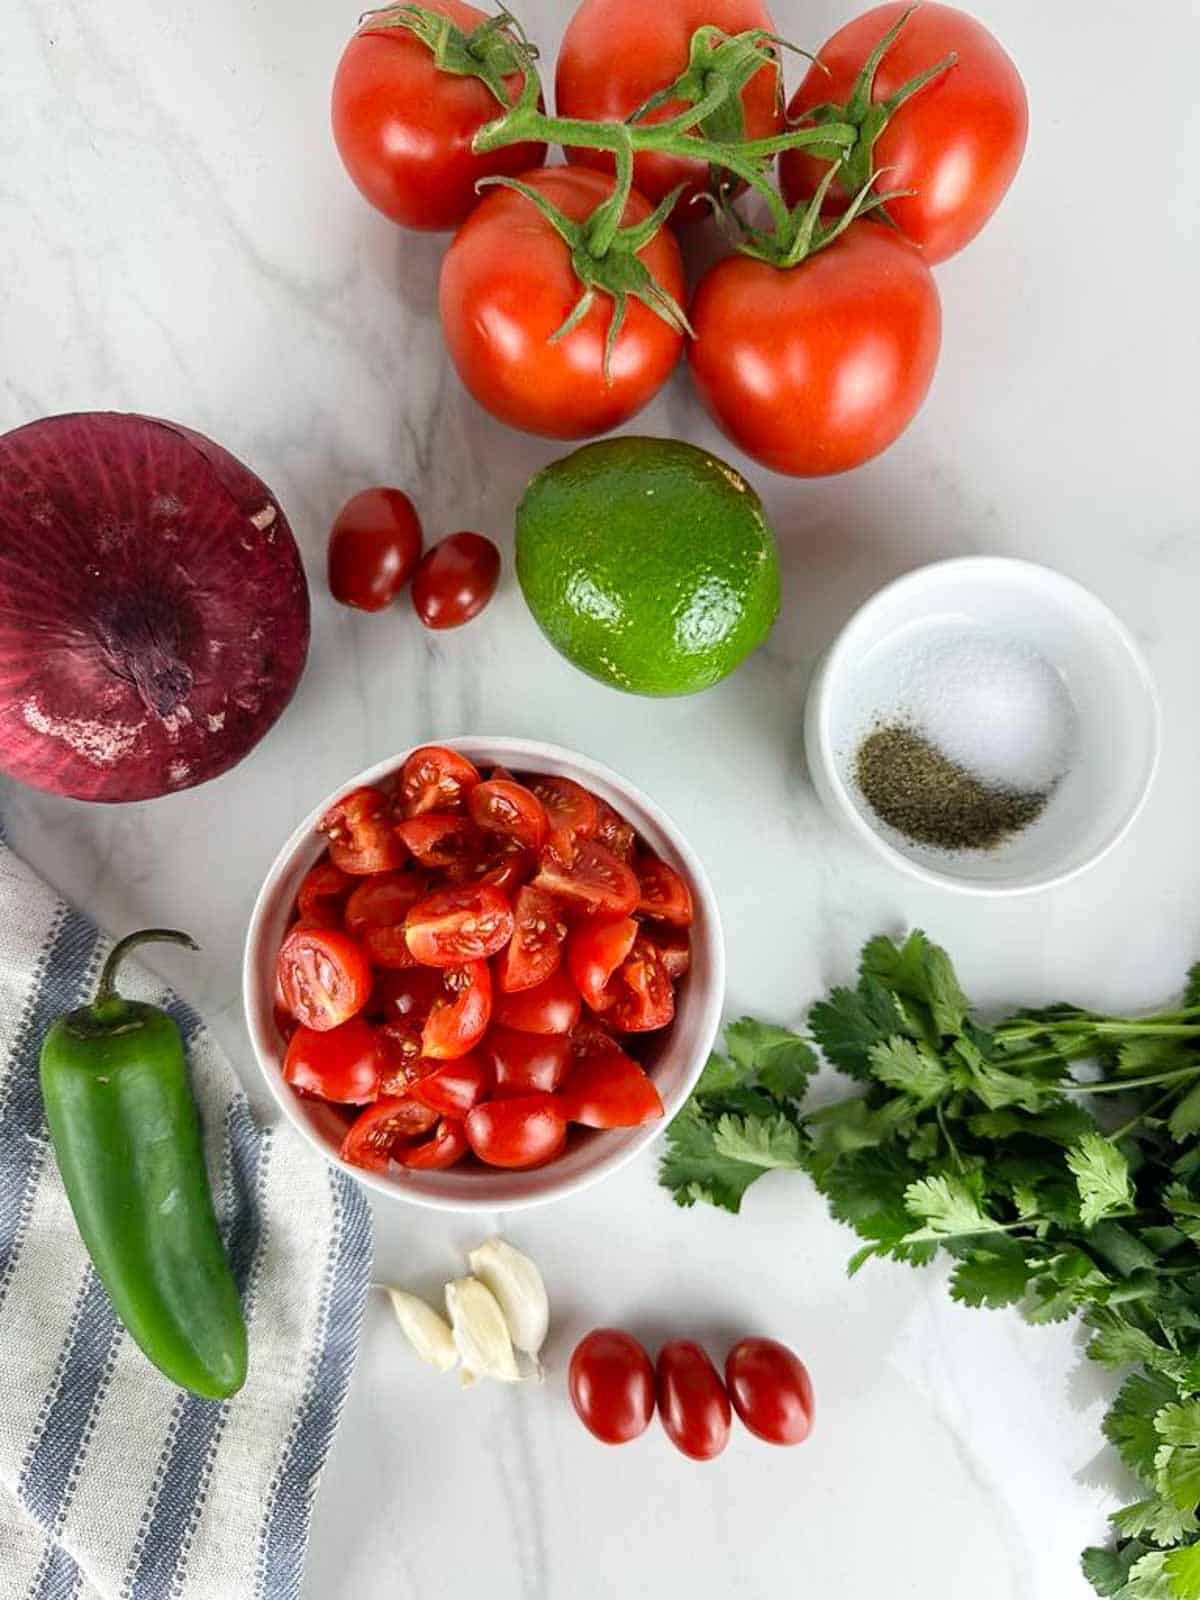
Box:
[0,413,310,802]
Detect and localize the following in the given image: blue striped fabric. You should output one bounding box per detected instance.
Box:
[0,836,373,1600]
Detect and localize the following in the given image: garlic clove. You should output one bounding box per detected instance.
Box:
[445,1276,522,1384]
[384,1287,458,1372]
[467,1237,549,1359]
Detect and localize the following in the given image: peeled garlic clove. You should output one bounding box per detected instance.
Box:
[445,1276,521,1384]
[467,1237,549,1359]
[385,1287,458,1373]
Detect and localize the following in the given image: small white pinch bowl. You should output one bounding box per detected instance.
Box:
[803,557,1160,896]
[244,737,724,1211]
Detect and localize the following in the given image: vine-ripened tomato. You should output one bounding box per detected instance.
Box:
[492,969,581,1036]
[556,0,782,219]
[396,1117,470,1170]
[528,775,598,837]
[688,223,941,477]
[483,1027,573,1097]
[398,746,481,817]
[276,925,372,1031]
[422,960,492,1058]
[340,1095,440,1172]
[330,0,547,231]
[319,786,409,874]
[569,1328,656,1444]
[656,1340,732,1460]
[724,1337,814,1445]
[283,1018,382,1104]
[559,1047,664,1127]
[469,779,549,852]
[534,829,640,917]
[465,1093,567,1169]
[439,166,686,440]
[412,533,501,630]
[635,856,693,926]
[296,859,352,927]
[499,885,567,994]
[328,488,423,612]
[780,2,1028,265]
[409,1052,491,1116]
[405,883,514,967]
[567,916,638,1011]
[607,937,675,1033]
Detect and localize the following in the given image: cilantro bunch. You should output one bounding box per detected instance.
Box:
[660,932,1200,1599]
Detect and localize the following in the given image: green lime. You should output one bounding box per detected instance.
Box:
[515,437,780,697]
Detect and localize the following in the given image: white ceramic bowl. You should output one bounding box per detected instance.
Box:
[803,557,1160,895]
[244,737,724,1211]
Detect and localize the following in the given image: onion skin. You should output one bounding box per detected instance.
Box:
[0,413,310,801]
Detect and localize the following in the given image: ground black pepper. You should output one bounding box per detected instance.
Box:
[855,723,1050,851]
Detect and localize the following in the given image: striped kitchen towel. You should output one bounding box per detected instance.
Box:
[0,834,373,1600]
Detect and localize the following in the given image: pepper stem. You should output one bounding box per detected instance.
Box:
[95,929,200,1008]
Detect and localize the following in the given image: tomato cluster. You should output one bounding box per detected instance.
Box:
[569,1329,813,1459]
[273,747,692,1174]
[330,0,1027,475]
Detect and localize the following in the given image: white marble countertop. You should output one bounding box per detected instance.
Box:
[4,0,1199,1595]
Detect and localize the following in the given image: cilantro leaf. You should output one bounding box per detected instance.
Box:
[861,929,969,1039]
[693,1052,743,1099]
[1170,1084,1200,1142]
[1111,1497,1199,1547]
[1067,1133,1135,1228]
[869,1037,951,1104]
[808,978,902,1079]
[711,1112,805,1172]
[1163,1543,1200,1598]
[1088,1310,1167,1370]
[1165,1185,1200,1246]
[658,1102,768,1214]
[1105,1367,1183,1479]
[901,1175,1005,1242]
[949,1249,1034,1309]
[723,1018,817,1100]
[1155,1401,1200,1510]
[1120,1551,1173,1598]
[1082,1542,1149,1597]
[1186,964,1200,1008]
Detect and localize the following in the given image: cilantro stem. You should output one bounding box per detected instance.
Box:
[1060,1064,1200,1096]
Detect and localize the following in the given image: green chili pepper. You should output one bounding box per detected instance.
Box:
[39,929,248,1400]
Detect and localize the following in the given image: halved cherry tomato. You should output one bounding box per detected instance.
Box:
[569,1329,655,1444]
[276,925,372,1031]
[273,1003,298,1045]
[340,1096,439,1172]
[345,870,429,967]
[499,885,567,994]
[320,786,409,875]
[493,969,581,1035]
[534,829,639,917]
[656,1341,731,1461]
[559,1048,664,1127]
[465,1093,567,1169]
[422,960,492,1058]
[724,1338,814,1446]
[528,775,598,837]
[398,746,481,817]
[469,779,549,851]
[405,883,514,967]
[297,859,352,926]
[568,917,638,1011]
[608,937,675,1033]
[594,798,636,862]
[410,1052,491,1116]
[635,856,693,926]
[475,847,537,894]
[483,1028,572,1097]
[370,966,445,1024]
[490,765,515,782]
[570,1018,620,1059]
[394,813,483,869]
[284,1018,382,1104]
[650,927,691,980]
[375,1019,425,1094]
[396,1118,470,1170]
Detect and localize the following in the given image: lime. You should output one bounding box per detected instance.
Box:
[515,438,780,697]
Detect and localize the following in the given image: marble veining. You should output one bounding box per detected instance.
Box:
[2,1,1199,1595]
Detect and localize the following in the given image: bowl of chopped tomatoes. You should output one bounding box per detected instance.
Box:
[244,738,724,1211]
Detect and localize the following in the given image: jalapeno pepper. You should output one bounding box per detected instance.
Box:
[39,929,248,1400]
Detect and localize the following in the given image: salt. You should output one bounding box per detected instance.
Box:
[842,618,1078,795]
